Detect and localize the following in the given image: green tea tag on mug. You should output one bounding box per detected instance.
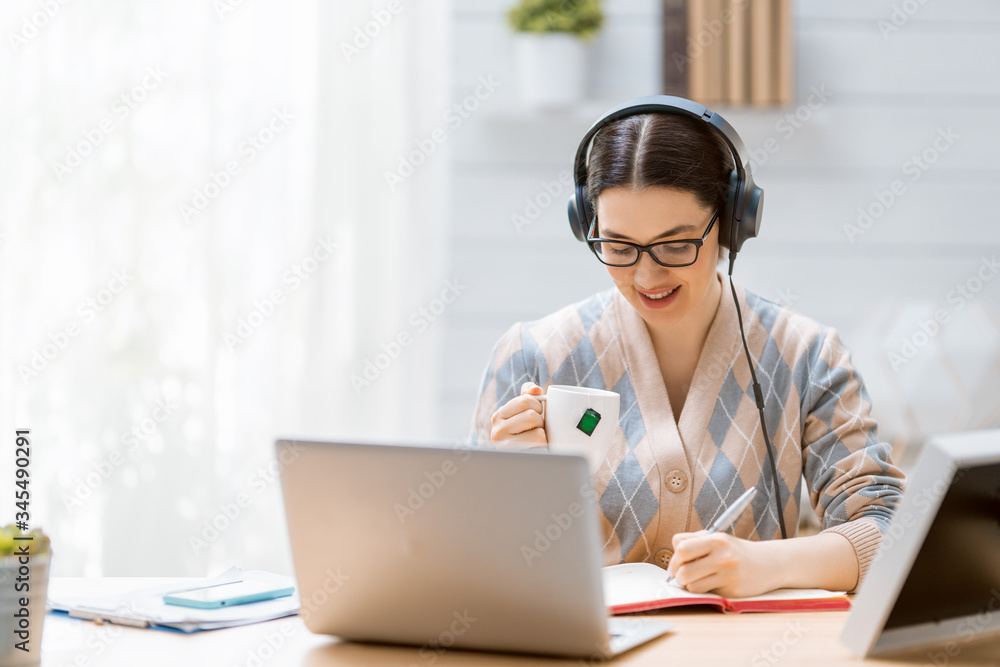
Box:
[576,408,601,436]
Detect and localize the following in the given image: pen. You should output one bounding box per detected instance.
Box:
[69,609,150,628]
[665,486,757,587]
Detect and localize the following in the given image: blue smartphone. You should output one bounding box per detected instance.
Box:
[163,580,295,609]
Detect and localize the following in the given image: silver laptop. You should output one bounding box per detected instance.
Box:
[840,429,1000,656]
[275,438,672,659]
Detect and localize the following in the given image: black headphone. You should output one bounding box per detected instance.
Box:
[567,95,764,254]
[567,95,789,540]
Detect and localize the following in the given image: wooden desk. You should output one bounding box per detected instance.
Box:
[42,578,1000,666]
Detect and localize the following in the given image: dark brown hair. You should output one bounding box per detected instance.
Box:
[585,112,734,224]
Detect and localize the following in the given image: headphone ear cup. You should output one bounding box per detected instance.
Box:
[733,184,763,253]
[720,169,740,250]
[567,185,589,242]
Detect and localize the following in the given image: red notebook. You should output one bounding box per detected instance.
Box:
[603,563,851,614]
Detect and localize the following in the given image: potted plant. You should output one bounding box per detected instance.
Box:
[508,0,604,108]
[0,525,51,666]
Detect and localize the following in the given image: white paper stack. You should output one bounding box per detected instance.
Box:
[48,566,299,632]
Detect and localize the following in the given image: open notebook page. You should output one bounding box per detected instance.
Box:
[602,563,724,609]
[602,562,848,613]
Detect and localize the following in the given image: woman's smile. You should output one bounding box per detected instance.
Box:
[636,285,681,308]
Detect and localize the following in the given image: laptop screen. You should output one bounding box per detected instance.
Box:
[883,462,1000,630]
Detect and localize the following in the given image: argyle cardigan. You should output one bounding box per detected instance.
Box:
[469,273,905,591]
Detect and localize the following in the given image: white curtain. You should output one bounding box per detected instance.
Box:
[0,0,451,576]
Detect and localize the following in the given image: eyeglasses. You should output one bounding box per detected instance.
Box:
[586,209,719,268]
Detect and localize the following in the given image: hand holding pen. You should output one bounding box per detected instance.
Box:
[665,486,757,588]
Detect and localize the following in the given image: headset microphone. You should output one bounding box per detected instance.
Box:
[569,95,787,540]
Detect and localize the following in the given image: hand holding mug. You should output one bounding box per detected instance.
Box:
[491,383,620,472]
[490,382,547,449]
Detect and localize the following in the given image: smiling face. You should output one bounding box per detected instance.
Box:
[594,186,722,332]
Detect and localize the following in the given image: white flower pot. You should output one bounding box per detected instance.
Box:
[513,33,589,109]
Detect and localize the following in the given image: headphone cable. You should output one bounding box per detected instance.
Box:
[727,250,788,539]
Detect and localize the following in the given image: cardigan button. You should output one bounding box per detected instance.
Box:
[654,549,673,568]
[665,469,688,493]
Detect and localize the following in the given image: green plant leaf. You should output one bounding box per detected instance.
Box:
[508,0,604,39]
[0,524,51,557]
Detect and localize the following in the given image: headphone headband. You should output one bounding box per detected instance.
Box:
[568,95,763,253]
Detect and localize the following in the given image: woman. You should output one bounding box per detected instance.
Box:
[470,100,905,599]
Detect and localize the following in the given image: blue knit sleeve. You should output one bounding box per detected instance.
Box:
[468,322,539,447]
[800,327,906,589]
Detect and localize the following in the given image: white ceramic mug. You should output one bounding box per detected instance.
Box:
[538,385,620,474]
